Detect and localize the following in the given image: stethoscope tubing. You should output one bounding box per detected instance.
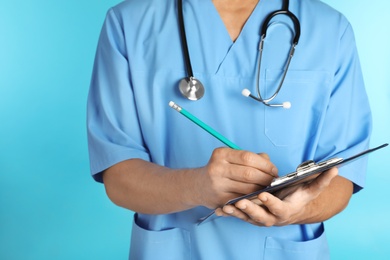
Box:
[177,0,301,107]
[261,10,300,45]
[177,0,194,78]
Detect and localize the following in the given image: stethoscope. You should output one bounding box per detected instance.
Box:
[177,0,300,109]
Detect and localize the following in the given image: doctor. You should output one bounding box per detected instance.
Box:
[87,0,372,259]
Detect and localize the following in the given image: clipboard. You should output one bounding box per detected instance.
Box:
[198,143,388,224]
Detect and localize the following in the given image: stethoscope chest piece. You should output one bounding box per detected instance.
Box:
[179,77,205,101]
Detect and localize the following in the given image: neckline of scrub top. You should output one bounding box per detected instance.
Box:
[182,0,267,75]
[208,0,262,44]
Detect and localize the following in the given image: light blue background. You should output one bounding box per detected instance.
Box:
[0,0,389,259]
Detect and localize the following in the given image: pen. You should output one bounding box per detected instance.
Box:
[169,101,241,150]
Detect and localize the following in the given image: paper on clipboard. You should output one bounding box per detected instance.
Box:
[198,143,388,224]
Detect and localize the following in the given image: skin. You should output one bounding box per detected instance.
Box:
[103,148,353,226]
[213,0,259,41]
[215,168,353,226]
[102,0,354,226]
[104,149,278,214]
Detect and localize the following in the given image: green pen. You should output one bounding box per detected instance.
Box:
[169,101,241,150]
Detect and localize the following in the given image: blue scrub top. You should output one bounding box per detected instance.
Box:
[87,0,372,259]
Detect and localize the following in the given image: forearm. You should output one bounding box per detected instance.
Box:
[102,159,203,214]
[295,175,353,224]
[102,148,278,216]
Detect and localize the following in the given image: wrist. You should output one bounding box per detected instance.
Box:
[178,167,207,209]
[292,200,325,225]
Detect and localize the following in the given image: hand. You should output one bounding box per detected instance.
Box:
[196,148,278,209]
[215,167,339,226]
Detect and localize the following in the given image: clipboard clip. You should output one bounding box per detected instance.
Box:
[270,158,343,187]
[296,160,316,172]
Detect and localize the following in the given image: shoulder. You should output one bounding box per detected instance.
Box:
[295,0,351,39]
[110,0,174,18]
[102,0,176,32]
[298,0,349,25]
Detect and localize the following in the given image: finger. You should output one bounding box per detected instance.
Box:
[221,180,263,195]
[258,153,270,160]
[226,164,275,186]
[235,199,277,226]
[250,197,263,206]
[221,205,251,222]
[224,150,278,177]
[215,207,230,217]
[257,192,286,218]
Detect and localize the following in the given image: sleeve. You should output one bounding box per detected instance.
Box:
[87,8,150,183]
[314,22,372,193]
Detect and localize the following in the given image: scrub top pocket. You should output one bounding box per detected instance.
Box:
[264,224,330,260]
[264,70,331,147]
[129,214,191,260]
